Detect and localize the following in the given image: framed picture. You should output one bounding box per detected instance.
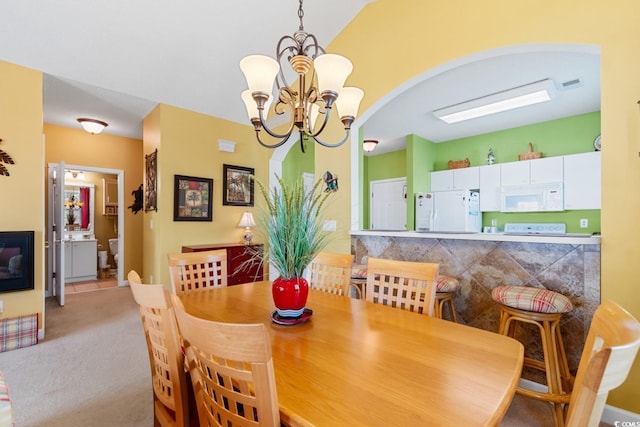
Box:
[145,149,158,212]
[173,175,213,221]
[223,164,254,206]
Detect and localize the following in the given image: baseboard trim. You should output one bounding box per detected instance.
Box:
[519,379,640,423]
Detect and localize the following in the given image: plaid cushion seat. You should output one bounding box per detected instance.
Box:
[436,275,460,293]
[0,371,14,427]
[351,265,368,279]
[491,285,573,314]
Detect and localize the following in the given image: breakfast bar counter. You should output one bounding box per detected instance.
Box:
[350,229,601,377]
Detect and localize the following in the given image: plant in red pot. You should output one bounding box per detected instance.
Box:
[254,175,331,321]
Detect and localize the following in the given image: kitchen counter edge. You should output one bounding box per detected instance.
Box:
[349,230,601,245]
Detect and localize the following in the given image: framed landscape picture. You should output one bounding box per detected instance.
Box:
[222,164,254,206]
[173,175,213,221]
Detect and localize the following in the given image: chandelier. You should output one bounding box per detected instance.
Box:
[240,0,364,152]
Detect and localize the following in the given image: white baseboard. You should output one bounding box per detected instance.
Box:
[519,379,640,423]
[38,328,44,340]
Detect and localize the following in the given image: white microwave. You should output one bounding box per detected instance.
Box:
[500,182,564,212]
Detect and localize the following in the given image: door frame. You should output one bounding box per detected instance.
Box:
[369,177,407,230]
[46,164,125,298]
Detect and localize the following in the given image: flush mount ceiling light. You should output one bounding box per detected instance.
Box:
[240,0,364,153]
[363,139,378,152]
[77,118,108,134]
[433,79,556,124]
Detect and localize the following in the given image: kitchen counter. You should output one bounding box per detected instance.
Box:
[350,229,600,381]
[350,229,601,245]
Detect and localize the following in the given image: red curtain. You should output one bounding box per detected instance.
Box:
[79,187,90,229]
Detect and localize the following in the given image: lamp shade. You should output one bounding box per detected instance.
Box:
[363,139,378,152]
[241,90,273,120]
[240,55,280,94]
[237,212,256,228]
[335,87,364,119]
[314,54,353,94]
[77,118,108,134]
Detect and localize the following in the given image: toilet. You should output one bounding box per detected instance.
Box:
[108,238,118,268]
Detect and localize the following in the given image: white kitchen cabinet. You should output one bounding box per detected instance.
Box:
[430,170,454,191]
[479,165,501,211]
[500,161,530,186]
[563,151,601,210]
[530,157,563,184]
[64,239,98,283]
[501,157,563,186]
[430,167,480,191]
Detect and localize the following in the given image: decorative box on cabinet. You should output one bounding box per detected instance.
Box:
[181,243,264,286]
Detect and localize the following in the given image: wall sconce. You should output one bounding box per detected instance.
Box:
[363,139,379,152]
[64,170,85,181]
[237,212,256,244]
[77,118,108,134]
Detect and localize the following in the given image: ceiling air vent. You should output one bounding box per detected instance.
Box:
[560,78,583,90]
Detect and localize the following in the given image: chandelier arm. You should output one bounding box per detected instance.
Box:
[254,128,290,149]
[308,128,351,148]
[307,105,330,137]
[258,109,296,140]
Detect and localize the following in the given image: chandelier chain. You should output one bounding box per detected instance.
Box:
[298,0,304,31]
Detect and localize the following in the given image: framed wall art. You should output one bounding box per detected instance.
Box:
[173,175,213,221]
[144,149,158,212]
[222,164,254,206]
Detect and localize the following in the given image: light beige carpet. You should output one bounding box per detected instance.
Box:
[0,286,605,426]
[0,287,153,427]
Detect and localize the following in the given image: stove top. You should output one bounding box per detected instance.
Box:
[503,223,566,235]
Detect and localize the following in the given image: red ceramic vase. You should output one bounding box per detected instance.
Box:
[272,277,309,318]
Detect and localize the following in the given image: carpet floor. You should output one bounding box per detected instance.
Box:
[0,286,607,426]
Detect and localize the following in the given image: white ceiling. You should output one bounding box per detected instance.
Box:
[0,1,600,152]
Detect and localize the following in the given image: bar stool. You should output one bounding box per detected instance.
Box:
[491,285,574,427]
[434,275,460,322]
[350,264,368,299]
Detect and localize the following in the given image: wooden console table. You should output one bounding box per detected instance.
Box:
[181,243,263,286]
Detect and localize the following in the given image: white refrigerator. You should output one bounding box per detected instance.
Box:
[415,190,482,232]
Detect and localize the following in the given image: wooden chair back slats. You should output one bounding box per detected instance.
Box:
[564,300,640,427]
[172,295,280,427]
[308,252,355,297]
[365,257,439,316]
[168,250,227,295]
[128,270,190,427]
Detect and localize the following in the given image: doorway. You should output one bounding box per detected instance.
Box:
[369,178,407,230]
[46,162,125,305]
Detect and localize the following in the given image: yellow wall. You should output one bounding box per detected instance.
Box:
[44,124,144,280]
[142,104,270,286]
[0,62,44,328]
[324,0,640,411]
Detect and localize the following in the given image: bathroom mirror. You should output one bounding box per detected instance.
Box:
[64,184,95,234]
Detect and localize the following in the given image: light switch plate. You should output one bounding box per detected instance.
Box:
[323,220,337,232]
[580,219,588,228]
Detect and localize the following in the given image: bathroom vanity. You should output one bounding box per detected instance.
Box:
[64,238,98,283]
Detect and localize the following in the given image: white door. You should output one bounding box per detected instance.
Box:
[51,161,66,306]
[370,178,407,230]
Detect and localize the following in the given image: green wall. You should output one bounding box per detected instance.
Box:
[282,136,315,186]
[364,111,601,233]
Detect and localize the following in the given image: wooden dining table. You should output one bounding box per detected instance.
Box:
[179,281,524,427]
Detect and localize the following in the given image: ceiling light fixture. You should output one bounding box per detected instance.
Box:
[363,139,378,152]
[240,0,364,153]
[77,118,108,134]
[433,79,556,124]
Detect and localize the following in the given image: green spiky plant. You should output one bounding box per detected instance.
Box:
[253,175,331,279]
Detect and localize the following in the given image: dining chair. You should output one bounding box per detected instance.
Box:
[171,295,281,427]
[562,300,640,427]
[128,270,191,427]
[365,257,439,316]
[167,249,227,295]
[308,252,358,298]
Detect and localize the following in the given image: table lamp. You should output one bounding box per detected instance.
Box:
[238,212,256,244]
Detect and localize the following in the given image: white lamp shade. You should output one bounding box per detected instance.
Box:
[77,118,108,134]
[237,212,256,228]
[314,54,353,94]
[363,140,378,152]
[241,90,273,120]
[335,87,364,118]
[240,55,280,94]
[308,103,321,132]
